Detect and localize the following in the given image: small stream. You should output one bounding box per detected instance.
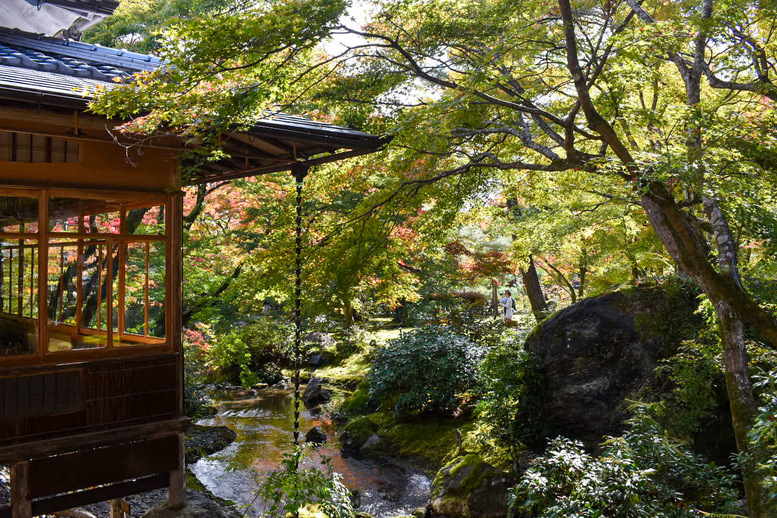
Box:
[192,386,432,517]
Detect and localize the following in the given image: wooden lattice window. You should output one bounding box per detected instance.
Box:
[0,195,39,357]
[0,189,170,359]
[47,197,167,351]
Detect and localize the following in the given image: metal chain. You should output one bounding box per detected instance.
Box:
[291,165,308,518]
[292,164,307,450]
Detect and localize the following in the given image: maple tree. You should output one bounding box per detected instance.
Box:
[87,0,777,512]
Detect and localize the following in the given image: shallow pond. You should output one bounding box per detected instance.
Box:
[192,386,431,517]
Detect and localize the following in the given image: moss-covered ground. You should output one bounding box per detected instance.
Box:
[368,412,473,470]
[284,323,414,389]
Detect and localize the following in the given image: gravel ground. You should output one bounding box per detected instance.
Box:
[1,425,238,518]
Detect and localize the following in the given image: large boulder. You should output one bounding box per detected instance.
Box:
[430,455,511,518]
[524,285,704,446]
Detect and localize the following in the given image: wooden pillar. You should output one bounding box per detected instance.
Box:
[109,498,129,518]
[10,461,31,518]
[168,432,185,509]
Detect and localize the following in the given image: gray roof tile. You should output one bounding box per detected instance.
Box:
[0,27,387,153]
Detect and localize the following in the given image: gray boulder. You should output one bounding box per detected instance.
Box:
[303,377,332,407]
[430,455,511,518]
[306,426,327,444]
[524,285,701,445]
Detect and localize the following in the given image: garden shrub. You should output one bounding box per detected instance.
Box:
[476,341,548,459]
[653,339,723,439]
[442,305,505,349]
[207,328,253,385]
[510,408,739,518]
[183,325,212,416]
[750,369,777,513]
[368,326,484,418]
[243,318,294,368]
[205,319,295,386]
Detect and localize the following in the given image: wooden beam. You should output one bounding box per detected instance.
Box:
[10,461,31,518]
[31,474,167,517]
[0,416,190,464]
[190,147,379,185]
[28,436,178,499]
[168,432,185,509]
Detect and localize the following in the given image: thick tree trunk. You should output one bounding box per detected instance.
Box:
[641,187,773,517]
[520,256,547,321]
[715,296,769,517]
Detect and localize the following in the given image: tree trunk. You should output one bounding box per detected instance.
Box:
[577,245,588,299]
[640,187,773,516]
[578,266,587,300]
[491,279,499,317]
[537,256,576,304]
[520,256,547,321]
[342,297,354,328]
[714,295,769,517]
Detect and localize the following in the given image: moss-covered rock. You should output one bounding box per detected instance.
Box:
[184,425,237,465]
[340,416,379,451]
[430,455,511,518]
[340,381,372,416]
[369,412,471,469]
[523,284,705,446]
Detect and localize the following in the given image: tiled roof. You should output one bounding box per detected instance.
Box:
[1,0,119,38]
[0,26,158,82]
[0,27,388,183]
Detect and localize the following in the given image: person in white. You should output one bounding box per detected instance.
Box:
[499,290,515,321]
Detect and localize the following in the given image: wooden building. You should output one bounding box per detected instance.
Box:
[0,3,385,517]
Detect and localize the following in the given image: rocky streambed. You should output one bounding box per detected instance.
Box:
[191,385,433,518]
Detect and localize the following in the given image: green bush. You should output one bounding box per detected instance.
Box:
[243,318,294,368]
[510,408,739,518]
[442,305,505,349]
[368,327,484,418]
[260,445,354,518]
[653,339,723,439]
[207,328,253,385]
[205,319,294,386]
[750,369,777,512]
[476,341,548,458]
[183,325,212,416]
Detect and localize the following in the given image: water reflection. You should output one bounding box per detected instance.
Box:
[191,387,431,517]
